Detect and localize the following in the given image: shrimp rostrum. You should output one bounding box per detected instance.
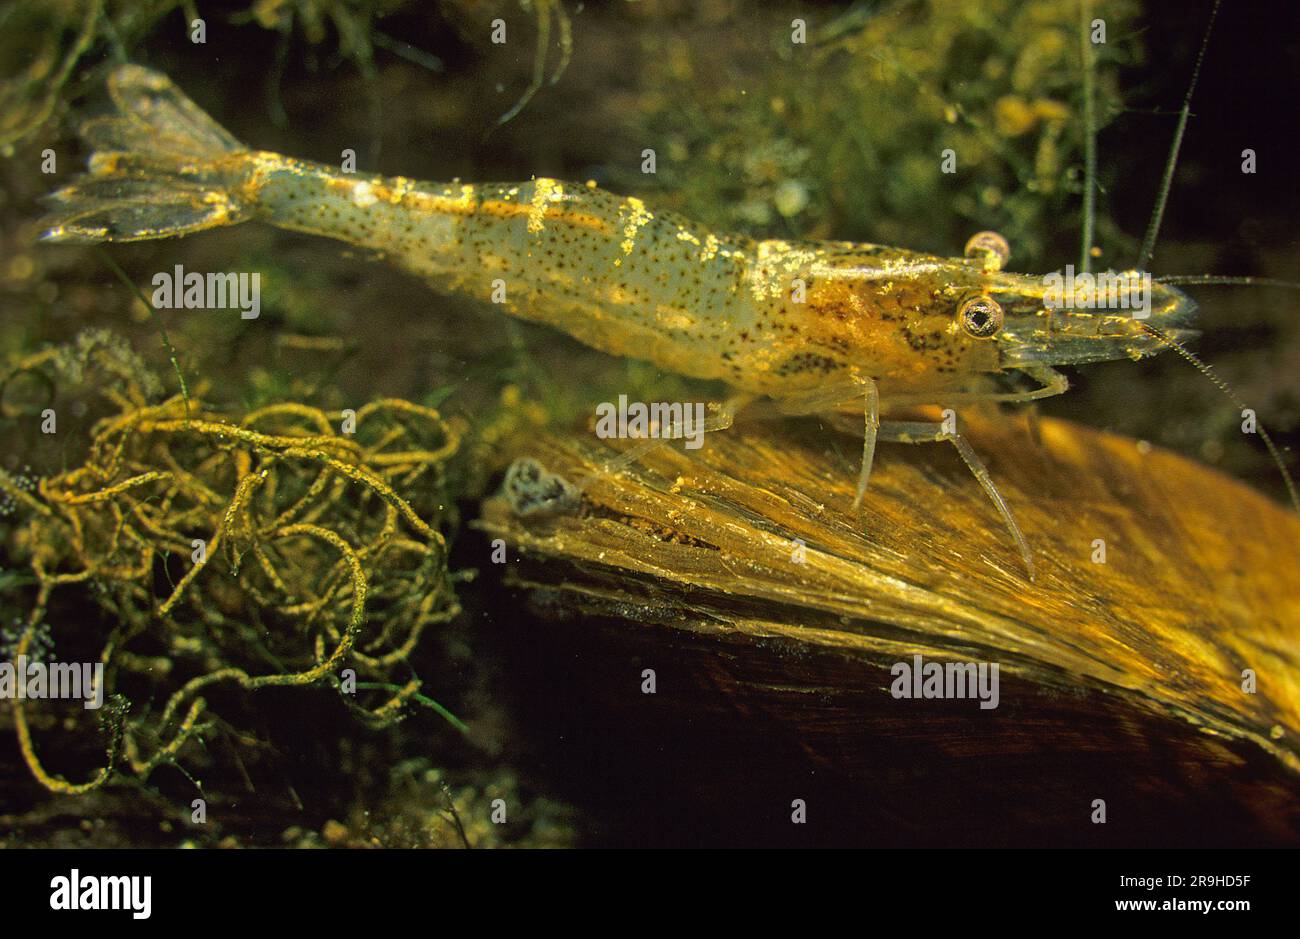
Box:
[39,64,1282,578]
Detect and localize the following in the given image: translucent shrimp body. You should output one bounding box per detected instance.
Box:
[44,68,1195,407]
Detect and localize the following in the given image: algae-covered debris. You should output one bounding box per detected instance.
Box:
[481,414,1300,771]
[0,331,463,793]
[304,762,581,848]
[0,0,428,151]
[614,0,1139,268]
[480,413,1300,842]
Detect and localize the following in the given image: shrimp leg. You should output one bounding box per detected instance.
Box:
[772,373,881,507]
[883,366,1069,408]
[855,378,881,510]
[770,376,1032,575]
[877,420,1034,578]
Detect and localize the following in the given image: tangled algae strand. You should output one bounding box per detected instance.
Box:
[0,338,463,794]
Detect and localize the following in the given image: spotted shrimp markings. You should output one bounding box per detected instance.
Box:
[747,240,817,302]
[657,306,698,330]
[528,178,560,234]
[387,176,414,204]
[620,197,653,256]
[382,182,478,218]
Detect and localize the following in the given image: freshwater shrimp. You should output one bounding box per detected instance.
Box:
[38,42,1294,579]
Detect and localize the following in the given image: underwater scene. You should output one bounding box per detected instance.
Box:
[1,0,1298,867]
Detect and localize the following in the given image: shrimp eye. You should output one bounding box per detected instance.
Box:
[957,294,1004,339]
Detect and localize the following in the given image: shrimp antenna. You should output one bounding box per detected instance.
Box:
[1155,275,1300,291]
[1136,0,1222,273]
[1137,320,1299,512]
[1078,0,1097,273]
